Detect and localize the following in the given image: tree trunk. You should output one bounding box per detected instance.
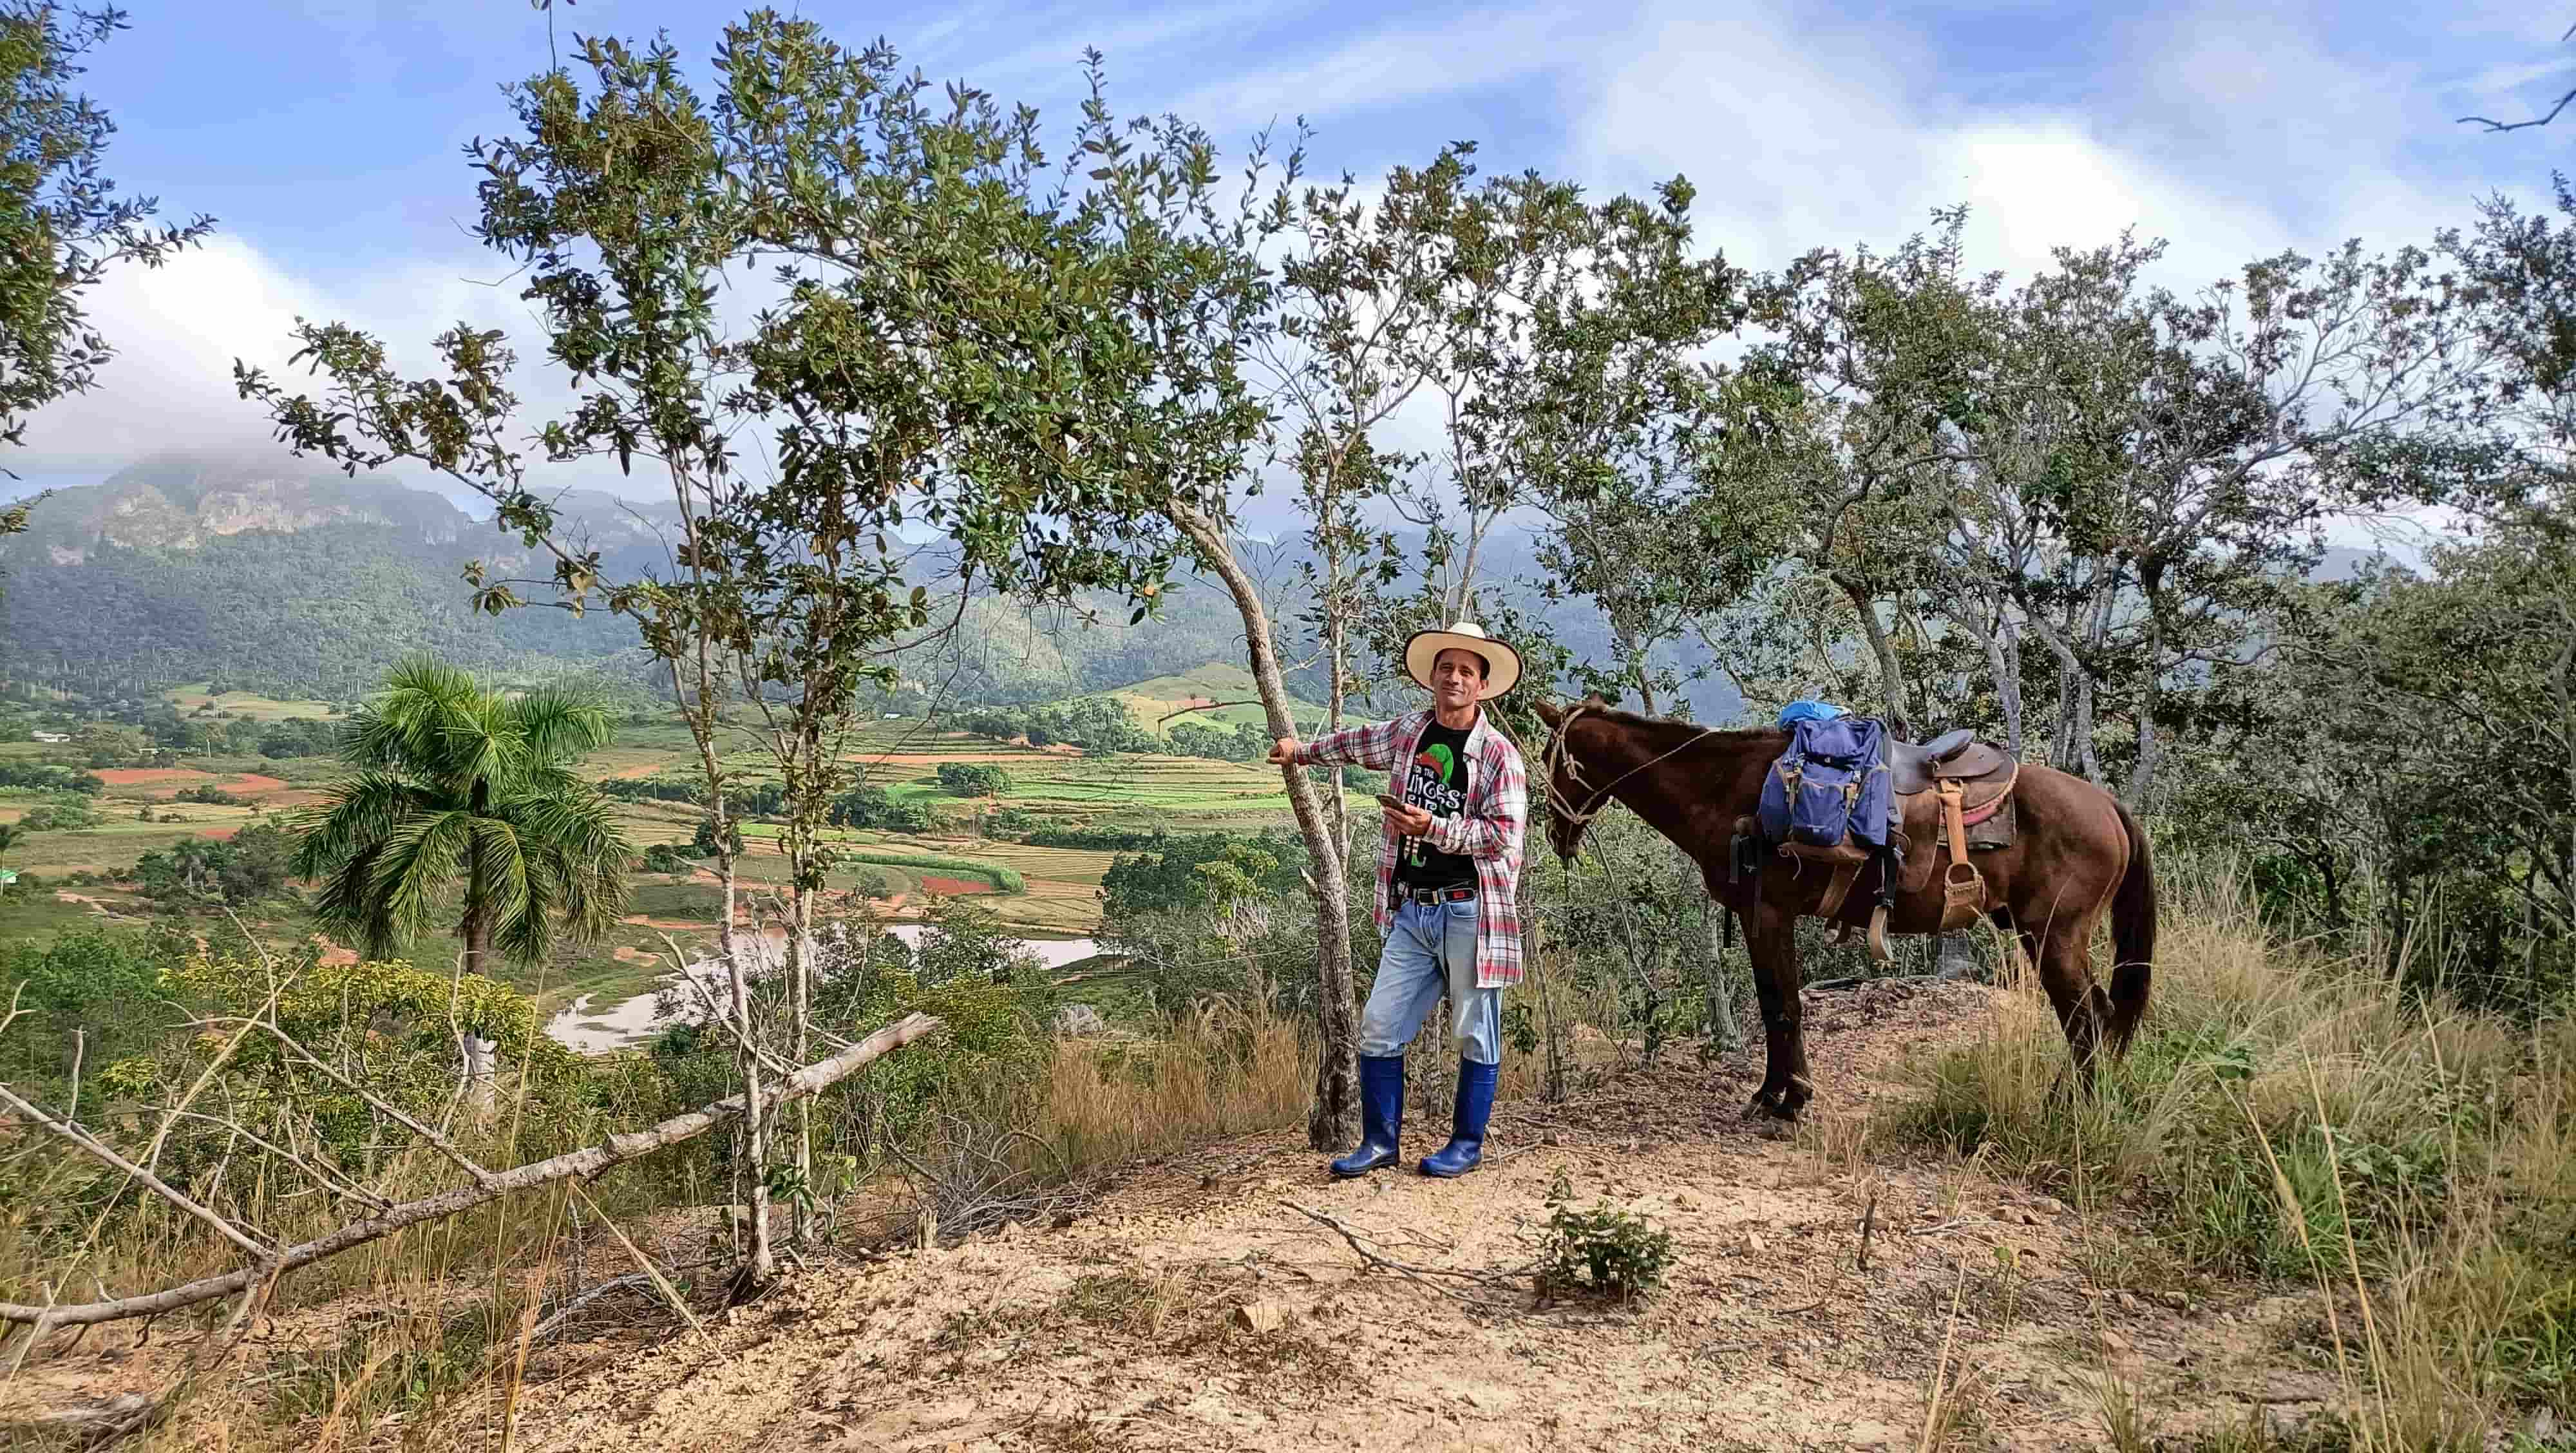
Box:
[1173,504,1361,1150]
[1324,542,1350,850]
[1835,575,1914,737]
[1966,597,2023,756]
[786,848,814,1244]
[1701,903,1741,1054]
[461,779,492,980]
[462,1034,497,1114]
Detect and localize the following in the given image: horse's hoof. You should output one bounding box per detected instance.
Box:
[1745,1088,1800,1123]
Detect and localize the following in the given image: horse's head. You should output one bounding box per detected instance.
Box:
[1531,694,1611,863]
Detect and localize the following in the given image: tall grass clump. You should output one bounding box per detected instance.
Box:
[1892,857,2576,1446]
[1039,993,1313,1169]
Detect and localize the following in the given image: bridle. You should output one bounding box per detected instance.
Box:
[1542,700,1727,835]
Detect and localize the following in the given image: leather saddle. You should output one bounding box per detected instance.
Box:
[1889,728,2011,795]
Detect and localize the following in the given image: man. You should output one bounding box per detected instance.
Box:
[1269,621,1528,1178]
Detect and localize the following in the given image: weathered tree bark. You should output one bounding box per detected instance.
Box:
[462,1033,497,1114]
[1834,575,1914,738]
[1,1392,160,1444]
[1172,502,1361,1150]
[1962,596,2023,756]
[0,1015,941,1330]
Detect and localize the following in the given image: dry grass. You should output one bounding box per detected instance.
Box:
[1038,994,1314,1170]
[1892,860,2576,1450]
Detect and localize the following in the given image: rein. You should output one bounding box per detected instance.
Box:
[1542,701,1727,830]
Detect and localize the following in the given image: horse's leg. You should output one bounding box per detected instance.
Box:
[2026,911,2109,1094]
[1743,902,1812,1121]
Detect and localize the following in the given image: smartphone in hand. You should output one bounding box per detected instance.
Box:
[1372,793,1404,812]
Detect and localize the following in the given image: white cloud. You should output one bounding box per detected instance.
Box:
[1166,5,1578,137]
[1577,0,2482,296]
[8,234,569,480]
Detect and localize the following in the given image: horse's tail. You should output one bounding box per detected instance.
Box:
[2106,799,2157,1051]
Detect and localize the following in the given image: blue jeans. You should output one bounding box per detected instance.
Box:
[1358,896,1502,1066]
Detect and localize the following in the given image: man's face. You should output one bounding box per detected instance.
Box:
[1432,648,1486,710]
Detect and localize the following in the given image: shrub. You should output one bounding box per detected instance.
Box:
[938,762,1013,798]
[1535,1168,1676,1302]
[639,842,697,875]
[1025,824,1170,851]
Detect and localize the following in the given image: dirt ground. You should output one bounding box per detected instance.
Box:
[3,980,2349,1451]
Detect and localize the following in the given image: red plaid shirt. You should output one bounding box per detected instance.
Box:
[1298,710,1528,989]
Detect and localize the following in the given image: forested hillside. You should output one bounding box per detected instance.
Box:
[0,453,674,699]
[2,452,1755,723]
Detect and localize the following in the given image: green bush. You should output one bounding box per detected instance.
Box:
[1535,1168,1677,1302]
[937,762,1012,797]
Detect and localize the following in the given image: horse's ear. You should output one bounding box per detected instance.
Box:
[1531,698,1564,728]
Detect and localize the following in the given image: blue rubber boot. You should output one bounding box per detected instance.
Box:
[1421,1060,1499,1177]
[1329,1054,1405,1177]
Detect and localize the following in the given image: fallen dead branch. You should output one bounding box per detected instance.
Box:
[0,1391,161,1445]
[1276,1202,1533,1304]
[1,1012,943,1331]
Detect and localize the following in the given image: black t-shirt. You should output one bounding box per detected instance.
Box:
[1396,719,1477,891]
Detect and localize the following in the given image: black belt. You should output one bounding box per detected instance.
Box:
[1394,884,1477,906]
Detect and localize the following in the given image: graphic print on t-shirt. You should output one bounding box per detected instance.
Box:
[1398,721,1476,891]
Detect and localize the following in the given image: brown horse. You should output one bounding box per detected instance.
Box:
[1531,696,2156,1121]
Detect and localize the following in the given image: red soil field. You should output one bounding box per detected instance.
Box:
[92,768,211,786]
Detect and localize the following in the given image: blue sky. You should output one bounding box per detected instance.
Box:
[14,0,2576,533]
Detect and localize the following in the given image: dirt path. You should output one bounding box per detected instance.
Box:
[498,981,2331,1452]
[0,980,2345,1450]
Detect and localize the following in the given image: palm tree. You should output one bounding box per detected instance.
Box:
[293,656,633,977]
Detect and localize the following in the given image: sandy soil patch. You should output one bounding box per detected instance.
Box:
[916,875,994,896]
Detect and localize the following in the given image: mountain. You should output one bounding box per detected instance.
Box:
[0,453,674,701]
[0,450,1743,721]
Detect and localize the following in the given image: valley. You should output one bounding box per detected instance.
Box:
[0,677,1358,1050]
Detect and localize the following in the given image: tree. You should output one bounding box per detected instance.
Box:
[289,656,631,979]
[937,763,1010,797]
[0,2,213,462]
[239,24,1218,1282]
[1944,229,2485,801]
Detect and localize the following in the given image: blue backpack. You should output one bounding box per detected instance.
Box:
[1756,714,1893,858]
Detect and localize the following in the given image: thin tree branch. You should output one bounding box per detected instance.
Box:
[0,1014,942,1329]
[0,1082,272,1262]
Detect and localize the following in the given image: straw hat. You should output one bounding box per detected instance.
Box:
[1402,621,1522,701]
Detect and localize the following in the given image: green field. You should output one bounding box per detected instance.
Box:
[3,670,1358,1012]
[1102,661,1332,731]
[164,683,341,720]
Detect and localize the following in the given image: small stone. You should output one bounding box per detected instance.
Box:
[2100,1329,2129,1352]
[2116,1291,2141,1312]
[1542,1132,1564,1146]
[1233,1300,1287,1334]
[1745,1233,1765,1255]
[2036,1195,2067,1215]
